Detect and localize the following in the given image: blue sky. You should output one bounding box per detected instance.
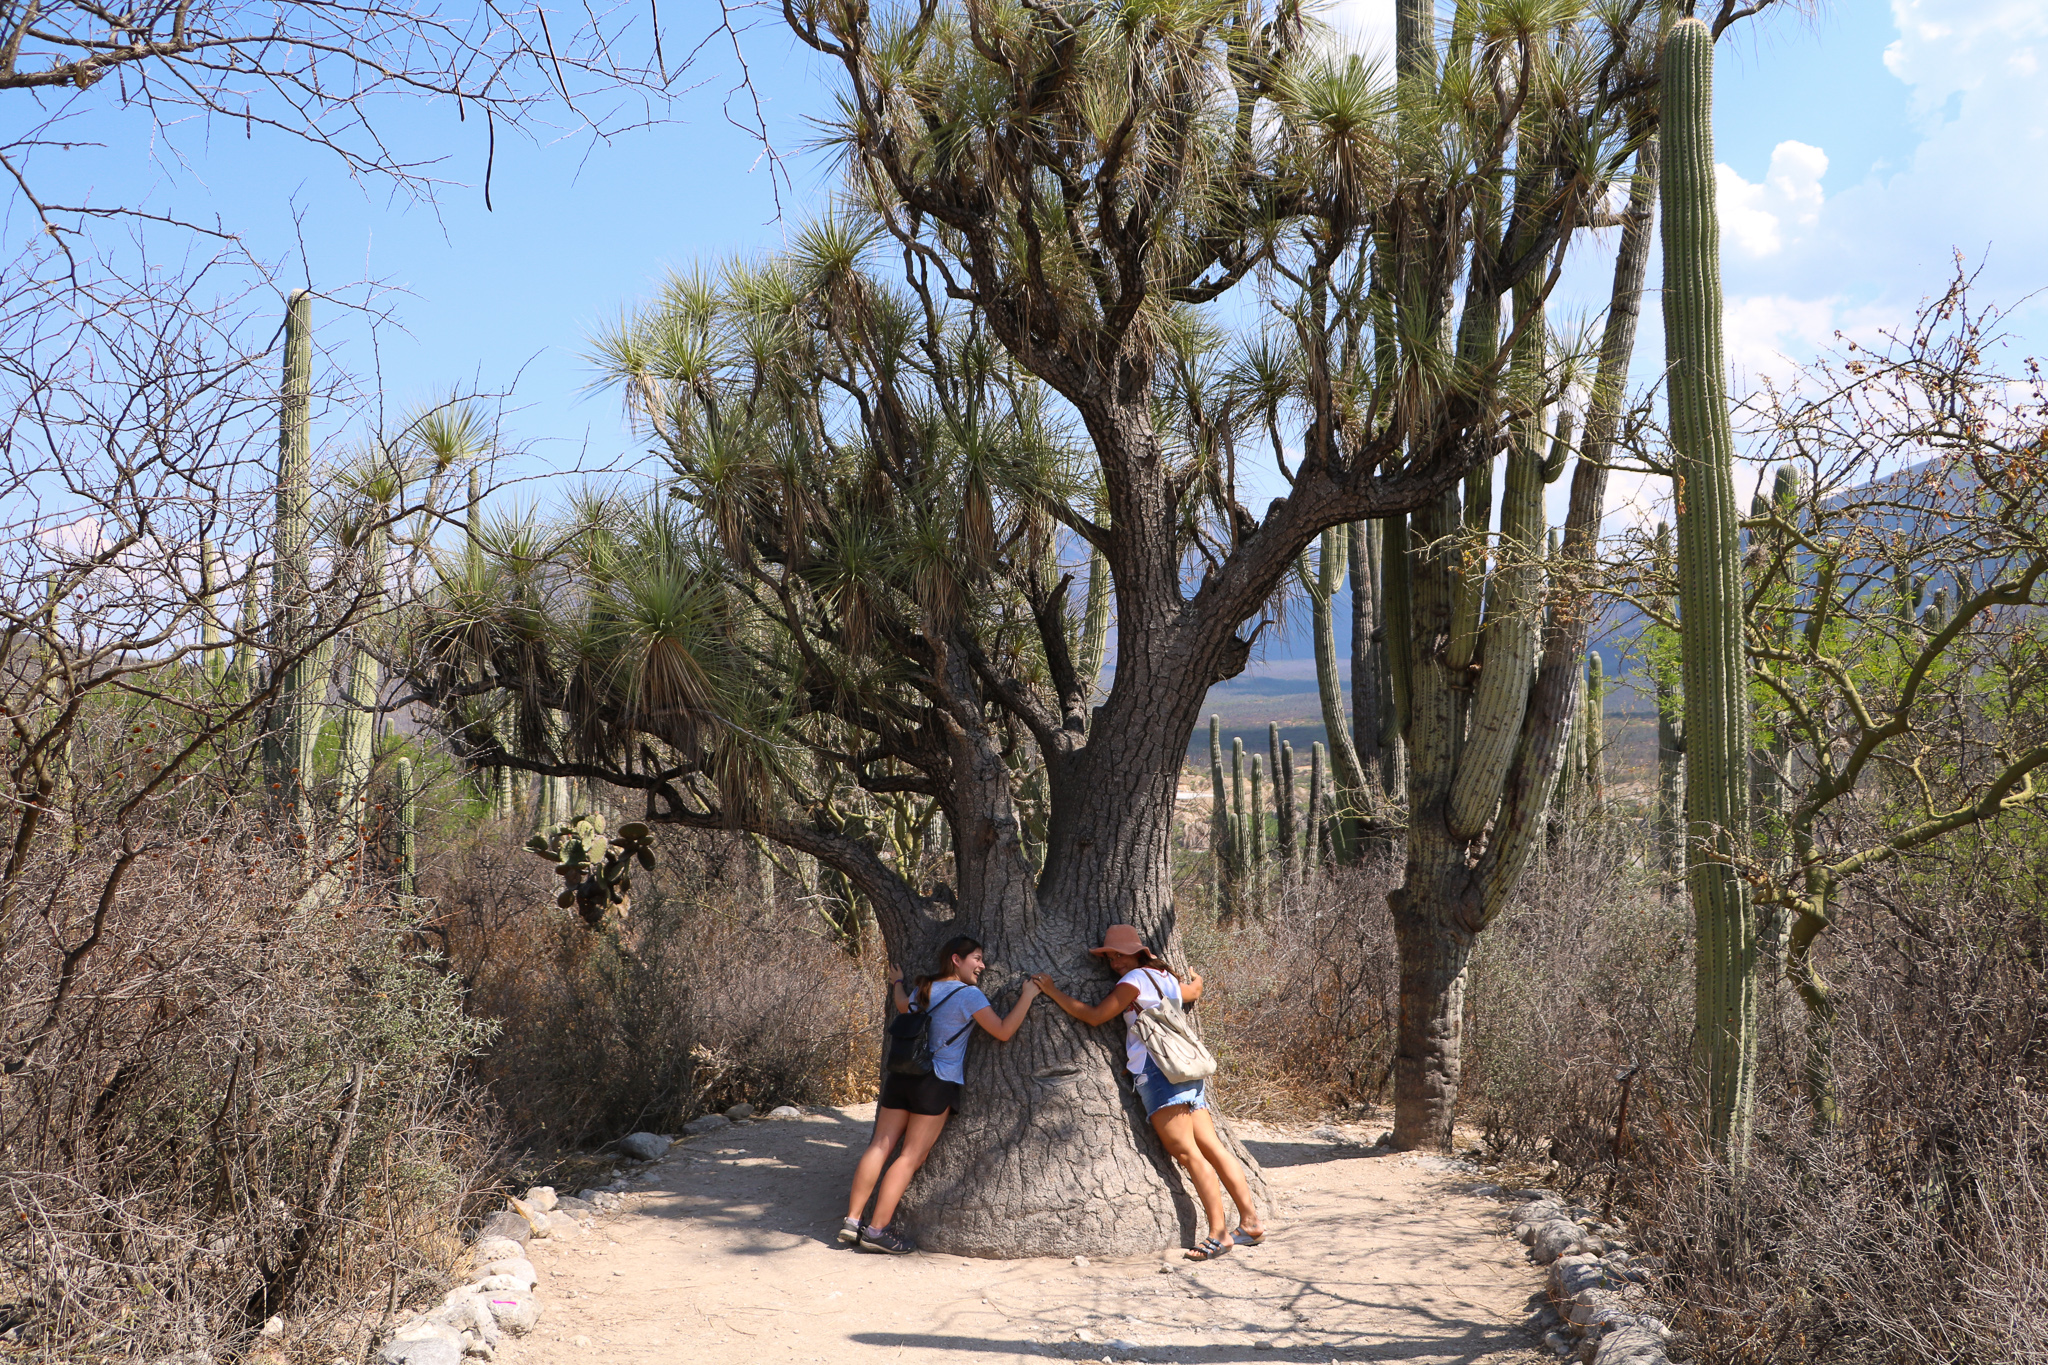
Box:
[12,1,2044,674]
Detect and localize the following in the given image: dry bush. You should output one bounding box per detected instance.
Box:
[0,808,497,1362]
[1182,859,1403,1122]
[433,824,883,1149]
[1462,815,1694,1177]
[1623,834,2048,1365]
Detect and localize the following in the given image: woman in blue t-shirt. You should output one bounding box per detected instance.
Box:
[1032,924,1263,1261]
[842,934,1040,1254]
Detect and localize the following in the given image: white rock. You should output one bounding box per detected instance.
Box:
[766,1105,804,1120]
[618,1131,673,1159]
[1072,1255,1090,1267]
[682,1114,730,1136]
[475,1290,540,1336]
[1590,1321,1670,1364]
[377,1338,461,1365]
[261,1316,284,1338]
[475,1257,537,1288]
[468,1236,524,1267]
[429,1297,499,1350]
[521,1186,557,1211]
[1074,1329,1099,1343]
[464,1275,525,1294]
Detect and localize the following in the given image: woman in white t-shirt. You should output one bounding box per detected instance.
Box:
[1032,924,1263,1261]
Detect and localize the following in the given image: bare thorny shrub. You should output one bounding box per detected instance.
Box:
[431,824,884,1151]
[0,262,511,1357]
[1622,830,2048,1365]
[1171,859,1402,1123]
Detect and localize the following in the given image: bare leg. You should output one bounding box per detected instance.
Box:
[867,1110,951,1230]
[847,1106,910,1223]
[1190,1108,1260,1234]
[1150,1105,1227,1241]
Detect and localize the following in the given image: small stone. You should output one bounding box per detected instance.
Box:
[552,1196,598,1220]
[377,1339,461,1365]
[475,1212,530,1246]
[1109,1340,1139,1353]
[1311,1125,1343,1142]
[508,1198,552,1239]
[261,1316,284,1338]
[766,1105,804,1120]
[725,1102,756,1120]
[573,1336,591,1349]
[469,1235,524,1266]
[1075,1329,1099,1343]
[475,1258,537,1289]
[1253,1341,1275,1352]
[521,1186,558,1211]
[1532,1219,1592,1265]
[682,1114,731,1136]
[1472,1183,1505,1197]
[618,1131,672,1160]
[477,1290,539,1336]
[1072,1255,1090,1267]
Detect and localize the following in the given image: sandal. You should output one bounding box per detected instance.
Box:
[1186,1235,1230,1261]
[1234,1226,1266,1246]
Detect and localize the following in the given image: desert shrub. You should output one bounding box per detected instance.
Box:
[1182,858,1403,1121]
[1462,815,1694,1176]
[0,813,497,1362]
[435,823,883,1148]
[1620,833,2048,1365]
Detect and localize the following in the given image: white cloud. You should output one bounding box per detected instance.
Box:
[1716,141,1828,257]
[1317,0,1395,60]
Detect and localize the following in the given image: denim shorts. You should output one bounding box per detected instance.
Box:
[1132,1056,1208,1116]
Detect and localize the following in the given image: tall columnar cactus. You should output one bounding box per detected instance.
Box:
[1584,652,1605,809]
[1304,528,1367,860]
[395,755,417,910]
[1230,737,1248,872]
[1277,738,1298,885]
[1307,741,1330,868]
[270,288,319,825]
[1652,522,1683,876]
[1348,519,1401,804]
[1209,716,1240,919]
[1248,754,1267,872]
[199,538,225,686]
[233,570,262,699]
[335,521,384,827]
[1663,16,1758,1160]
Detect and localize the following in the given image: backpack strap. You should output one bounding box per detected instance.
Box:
[931,982,977,1044]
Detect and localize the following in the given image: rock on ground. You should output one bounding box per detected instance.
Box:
[681,1113,730,1136]
[617,1132,671,1161]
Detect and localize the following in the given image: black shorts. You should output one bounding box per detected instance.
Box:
[878,1072,961,1116]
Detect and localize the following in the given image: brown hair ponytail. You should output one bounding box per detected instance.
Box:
[913,934,984,1008]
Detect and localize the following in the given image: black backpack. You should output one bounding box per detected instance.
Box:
[885,983,976,1077]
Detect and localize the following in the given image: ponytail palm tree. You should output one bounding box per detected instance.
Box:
[405,0,1713,1251]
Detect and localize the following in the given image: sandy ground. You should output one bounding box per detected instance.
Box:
[502,1106,1546,1365]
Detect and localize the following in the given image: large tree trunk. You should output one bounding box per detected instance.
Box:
[1388,887,1476,1152]
[893,463,1272,1257]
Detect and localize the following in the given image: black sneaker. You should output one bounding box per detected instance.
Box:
[858,1224,916,1255]
[837,1217,862,1245]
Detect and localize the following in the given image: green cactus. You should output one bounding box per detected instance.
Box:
[1308,741,1331,868]
[1584,652,1605,810]
[527,810,655,928]
[336,527,383,828]
[1541,407,1576,485]
[1303,528,1367,861]
[1231,736,1248,868]
[1209,716,1240,919]
[1277,738,1298,885]
[234,569,262,700]
[395,756,417,909]
[1663,16,1758,1159]
[199,538,225,686]
[1653,522,1683,877]
[270,288,317,821]
[1249,753,1267,872]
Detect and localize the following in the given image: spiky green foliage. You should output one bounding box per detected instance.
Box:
[1662,16,1757,1160]
[526,811,655,928]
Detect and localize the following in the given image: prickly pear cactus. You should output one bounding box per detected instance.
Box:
[527,810,656,928]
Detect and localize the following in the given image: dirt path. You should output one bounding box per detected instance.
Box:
[503,1106,1545,1365]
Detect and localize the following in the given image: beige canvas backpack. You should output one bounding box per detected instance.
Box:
[1131,969,1218,1084]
